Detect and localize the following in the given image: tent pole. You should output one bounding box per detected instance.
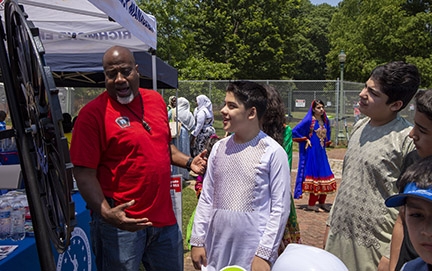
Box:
[151,50,157,90]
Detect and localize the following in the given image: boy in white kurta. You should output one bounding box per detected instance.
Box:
[190,81,291,271]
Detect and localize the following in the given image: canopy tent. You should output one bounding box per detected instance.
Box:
[45,51,177,89]
[0,0,178,89]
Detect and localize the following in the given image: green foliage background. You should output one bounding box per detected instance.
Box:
[137,0,432,88]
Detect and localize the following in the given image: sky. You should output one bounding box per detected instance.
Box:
[310,0,341,6]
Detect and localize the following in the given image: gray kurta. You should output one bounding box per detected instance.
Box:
[325,116,415,271]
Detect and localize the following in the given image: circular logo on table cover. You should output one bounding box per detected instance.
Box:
[56,227,91,271]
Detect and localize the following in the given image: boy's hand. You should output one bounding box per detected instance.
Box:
[378,256,389,271]
[191,246,207,270]
[252,256,270,271]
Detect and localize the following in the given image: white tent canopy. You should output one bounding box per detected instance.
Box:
[0,0,177,89]
[89,0,157,50]
[18,0,157,52]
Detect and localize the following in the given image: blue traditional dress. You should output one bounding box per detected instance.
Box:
[292,104,336,199]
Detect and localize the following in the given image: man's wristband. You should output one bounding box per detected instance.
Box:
[186,157,193,171]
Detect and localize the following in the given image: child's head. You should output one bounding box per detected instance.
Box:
[261,85,285,146]
[225,81,267,120]
[62,113,73,133]
[0,110,6,122]
[221,81,267,135]
[409,89,432,158]
[359,61,420,125]
[414,89,432,120]
[369,61,420,111]
[385,156,432,265]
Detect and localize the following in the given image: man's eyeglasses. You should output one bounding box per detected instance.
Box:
[104,68,134,79]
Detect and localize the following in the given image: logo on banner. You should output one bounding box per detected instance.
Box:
[56,227,92,271]
[119,0,155,32]
[0,0,5,11]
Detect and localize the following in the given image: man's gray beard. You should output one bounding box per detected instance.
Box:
[117,93,135,104]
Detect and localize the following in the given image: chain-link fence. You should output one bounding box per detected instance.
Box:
[162,80,366,144]
[0,80,418,144]
[163,80,365,118]
[161,80,416,144]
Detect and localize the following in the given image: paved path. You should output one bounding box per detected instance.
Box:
[183,148,346,270]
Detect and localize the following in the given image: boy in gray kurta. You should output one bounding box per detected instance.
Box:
[325,61,420,271]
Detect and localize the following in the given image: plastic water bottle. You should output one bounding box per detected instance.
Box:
[10,200,25,241]
[0,198,11,240]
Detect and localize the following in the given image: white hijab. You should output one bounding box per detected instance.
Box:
[195,94,214,120]
[176,97,195,131]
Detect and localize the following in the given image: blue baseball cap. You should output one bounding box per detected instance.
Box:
[385,182,432,207]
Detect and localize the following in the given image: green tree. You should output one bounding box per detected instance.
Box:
[139,0,236,80]
[192,0,305,79]
[178,56,235,80]
[327,0,432,87]
[294,2,337,79]
[139,0,337,81]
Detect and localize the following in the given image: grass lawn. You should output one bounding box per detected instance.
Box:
[182,182,199,252]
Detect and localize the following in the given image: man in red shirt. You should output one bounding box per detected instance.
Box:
[70,46,206,271]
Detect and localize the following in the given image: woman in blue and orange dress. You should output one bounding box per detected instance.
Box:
[292,99,336,212]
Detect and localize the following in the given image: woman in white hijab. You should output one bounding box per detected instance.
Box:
[172,97,196,179]
[191,94,216,157]
[176,97,195,131]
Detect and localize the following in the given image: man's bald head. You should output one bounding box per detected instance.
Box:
[102,46,140,103]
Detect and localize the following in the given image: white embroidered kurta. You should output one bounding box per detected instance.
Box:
[190,131,291,271]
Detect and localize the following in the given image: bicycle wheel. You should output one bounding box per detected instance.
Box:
[4,0,75,253]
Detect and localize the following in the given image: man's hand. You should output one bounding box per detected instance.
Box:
[251,256,270,271]
[191,246,207,270]
[102,199,152,232]
[191,150,208,175]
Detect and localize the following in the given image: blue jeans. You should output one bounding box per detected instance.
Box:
[90,212,183,271]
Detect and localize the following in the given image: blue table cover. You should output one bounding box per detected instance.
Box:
[0,192,96,271]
